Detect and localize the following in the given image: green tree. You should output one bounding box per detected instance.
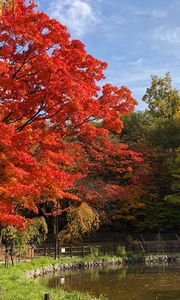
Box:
[165,148,180,204]
[117,73,180,232]
[0,217,48,266]
[143,73,180,162]
[142,72,180,121]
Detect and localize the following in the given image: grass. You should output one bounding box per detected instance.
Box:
[0,256,109,300]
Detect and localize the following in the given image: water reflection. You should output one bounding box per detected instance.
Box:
[41,263,180,300]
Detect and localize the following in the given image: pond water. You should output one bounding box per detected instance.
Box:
[42,263,180,300]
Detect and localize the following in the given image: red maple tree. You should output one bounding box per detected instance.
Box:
[0,0,140,229]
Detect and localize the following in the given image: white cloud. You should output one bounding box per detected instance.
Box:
[154,26,180,46]
[152,9,167,19]
[105,63,172,87]
[47,0,98,36]
[130,58,143,66]
[100,14,127,41]
[133,8,167,19]
[154,26,180,58]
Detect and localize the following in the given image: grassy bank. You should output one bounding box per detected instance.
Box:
[0,256,109,300]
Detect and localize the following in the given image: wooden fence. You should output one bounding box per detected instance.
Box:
[36,244,106,258]
[0,238,180,262]
[36,239,180,258]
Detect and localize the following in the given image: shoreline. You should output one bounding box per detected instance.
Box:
[26,254,179,278]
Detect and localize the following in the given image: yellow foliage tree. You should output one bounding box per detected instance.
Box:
[59,203,100,243]
[0,0,16,14]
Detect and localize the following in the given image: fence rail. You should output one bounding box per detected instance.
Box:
[36,239,180,258]
[0,237,180,262]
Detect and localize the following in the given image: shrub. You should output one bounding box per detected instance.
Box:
[90,246,99,257]
[116,245,127,257]
[126,251,134,258]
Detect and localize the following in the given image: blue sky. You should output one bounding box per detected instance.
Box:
[38,0,180,110]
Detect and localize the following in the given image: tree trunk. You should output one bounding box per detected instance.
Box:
[4,245,9,268]
[9,244,14,266]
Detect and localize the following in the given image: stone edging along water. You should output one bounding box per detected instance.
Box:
[26,257,124,278]
[26,255,178,278]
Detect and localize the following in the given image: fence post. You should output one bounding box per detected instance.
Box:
[44,293,51,300]
[103,244,106,256]
[82,245,84,257]
[48,245,51,257]
[145,243,148,254]
[70,244,72,258]
[58,242,60,258]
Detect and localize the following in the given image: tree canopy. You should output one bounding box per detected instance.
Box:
[0,0,141,232]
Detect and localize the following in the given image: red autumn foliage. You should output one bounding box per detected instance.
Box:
[0,0,141,229]
[66,132,144,222]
